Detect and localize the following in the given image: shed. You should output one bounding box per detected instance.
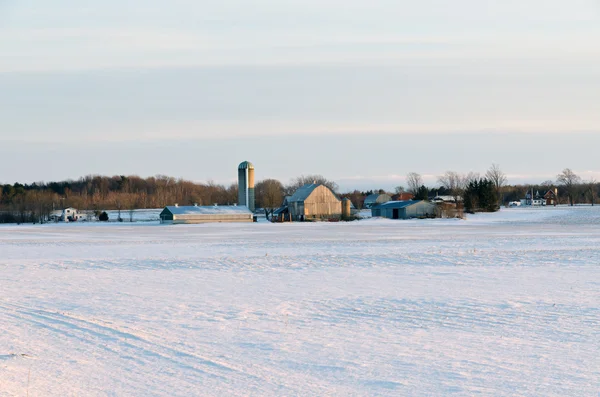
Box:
[288,184,342,221]
[371,200,436,219]
[363,193,392,208]
[160,205,253,224]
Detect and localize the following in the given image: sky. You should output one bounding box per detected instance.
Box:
[1,0,599,191]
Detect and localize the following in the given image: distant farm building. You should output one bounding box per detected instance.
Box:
[520,189,557,206]
[371,200,436,220]
[544,190,558,206]
[392,192,415,201]
[432,195,461,204]
[49,207,86,222]
[288,184,342,221]
[160,205,253,224]
[363,193,392,209]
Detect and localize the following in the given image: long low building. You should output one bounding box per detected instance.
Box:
[160,205,253,224]
[371,200,436,219]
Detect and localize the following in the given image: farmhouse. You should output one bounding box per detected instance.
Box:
[371,200,436,219]
[160,205,253,224]
[49,207,86,222]
[363,193,392,208]
[288,184,342,221]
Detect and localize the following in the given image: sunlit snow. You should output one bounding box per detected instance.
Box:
[1,207,598,396]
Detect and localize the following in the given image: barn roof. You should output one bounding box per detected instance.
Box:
[364,193,392,205]
[162,205,252,216]
[288,184,320,202]
[374,200,427,209]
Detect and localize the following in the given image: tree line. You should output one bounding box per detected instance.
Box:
[0,174,338,223]
[1,166,597,223]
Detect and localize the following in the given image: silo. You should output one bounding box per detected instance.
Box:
[238,161,255,212]
[342,198,352,219]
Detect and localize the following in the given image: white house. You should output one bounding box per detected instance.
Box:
[49,207,86,222]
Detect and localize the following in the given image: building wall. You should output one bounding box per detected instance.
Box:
[303,185,342,219]
[379,202,436,219]
[171,214,253,224]
[404,202,436,218]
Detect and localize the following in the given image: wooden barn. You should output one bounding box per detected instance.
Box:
[288,184,342,221]
[160,205,253,224]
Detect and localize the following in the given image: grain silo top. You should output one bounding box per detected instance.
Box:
[238,161,254,170]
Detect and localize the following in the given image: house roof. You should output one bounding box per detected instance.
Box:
[374,200,428,209]
[433,195,462,202]
[162,205,252,216]
[392,193,415,201]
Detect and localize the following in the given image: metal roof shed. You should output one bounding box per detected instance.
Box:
[371,200,436,220]
[160,205,253,224]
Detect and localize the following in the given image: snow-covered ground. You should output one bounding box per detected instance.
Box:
[1,207,598,396]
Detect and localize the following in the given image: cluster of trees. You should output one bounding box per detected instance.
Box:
[463,179,497,213]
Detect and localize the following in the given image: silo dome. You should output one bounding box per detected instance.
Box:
[238,161,254,170]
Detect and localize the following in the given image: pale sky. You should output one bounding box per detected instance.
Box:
[1,0,599,190]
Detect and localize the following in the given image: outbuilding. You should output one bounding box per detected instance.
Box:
[371,200,436,219]
[363,193,392,208]
[288,184,342,221]
[160,205,253,224]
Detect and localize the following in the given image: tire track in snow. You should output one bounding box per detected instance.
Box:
[0,301,351,396]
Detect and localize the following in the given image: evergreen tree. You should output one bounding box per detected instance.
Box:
[464,178,498,213]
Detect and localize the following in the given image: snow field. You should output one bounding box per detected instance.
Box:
[0,207,599,396]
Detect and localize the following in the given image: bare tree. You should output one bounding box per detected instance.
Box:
[255,179,284,219]
[437,171,469,203]
[586,178,597,206]
[485,163,507,205]
[406,172,423,195]
[556,168,581,206]
[285,175,338,195]
[394,185,405,194]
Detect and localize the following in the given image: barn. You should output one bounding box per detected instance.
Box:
[160,205,253,224]
[288,184,342,221]
[363,193,392,208]
[371,200,436,219]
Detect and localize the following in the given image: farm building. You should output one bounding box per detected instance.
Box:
[160,205,253,224]
[371,200,436,220]
[288,184,342,221]
[392,192,415,201]
[49,207,87,222]
[363,193,392,208]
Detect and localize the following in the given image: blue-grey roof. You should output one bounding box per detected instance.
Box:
[374,200,427,209]
[162,205,252,216]
[238,161,254,170]
[288,184,320,202]
[364,193,392,205]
